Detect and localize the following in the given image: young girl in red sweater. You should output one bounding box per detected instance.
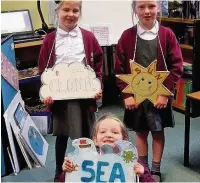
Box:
[114,1,183,182]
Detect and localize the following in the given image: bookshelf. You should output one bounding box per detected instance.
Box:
[159,17,200,113]
[14,40,43,114]
[19,75,40,85]
[15,40,43,49]
[158,16,200,24]
[180,44,193,50]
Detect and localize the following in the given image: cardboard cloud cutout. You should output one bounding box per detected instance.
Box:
[65,138,138,183]
[116,60,173,104]
[40,62,101,100]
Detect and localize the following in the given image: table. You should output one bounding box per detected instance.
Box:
[184,91,200,166]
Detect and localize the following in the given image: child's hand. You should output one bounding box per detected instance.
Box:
[41,96,54,112]
[134,162,144,177]
[62,157,74,172]
[94,90,102,100]
[124,96,139,110]
[154,95,168,109]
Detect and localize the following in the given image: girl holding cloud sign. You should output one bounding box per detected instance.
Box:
[38,0,103,181]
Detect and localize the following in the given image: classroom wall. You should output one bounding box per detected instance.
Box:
[80,1,133,44]
[1,1,50,30]
[2,1,135,44]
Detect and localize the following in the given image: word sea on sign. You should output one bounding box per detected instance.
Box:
[116,60,172,105]
[40,62,101,100]
[65,138,138,183]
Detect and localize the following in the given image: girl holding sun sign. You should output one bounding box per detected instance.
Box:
[115,0,183,182]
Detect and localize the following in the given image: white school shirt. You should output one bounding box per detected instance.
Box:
[137,20,159,40]
[55,26,85,64]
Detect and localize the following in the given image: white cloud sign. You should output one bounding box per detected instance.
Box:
[39,62,101,100]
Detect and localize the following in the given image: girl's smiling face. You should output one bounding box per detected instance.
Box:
[94,119,123,148]
[57,1,81,31]
[135,1,158,29]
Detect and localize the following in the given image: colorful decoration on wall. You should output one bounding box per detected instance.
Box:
[1,52,19,90]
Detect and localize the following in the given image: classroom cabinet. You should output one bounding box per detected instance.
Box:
[14,40,45,114]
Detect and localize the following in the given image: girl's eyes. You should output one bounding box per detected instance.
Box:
[138,5,145,9]
[99,131,119,134]
[63,8,79,13]
[73,9,80,13]
[149,5,156,9]
[63,8,70,12]
[138,4,156,9]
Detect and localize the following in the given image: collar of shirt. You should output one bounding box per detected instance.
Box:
[57,26,80,37]
[137,20,159,40]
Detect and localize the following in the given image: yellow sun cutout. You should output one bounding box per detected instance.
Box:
[116,60,173,104]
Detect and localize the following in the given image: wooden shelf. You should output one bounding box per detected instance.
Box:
[187,91,200,101]
[172,101,185,111]
[15,40,43,49]
[158,16,200,24]
[180,44,193,50]
[19,75,40,84]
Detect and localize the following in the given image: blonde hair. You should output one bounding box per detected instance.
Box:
[56,0,82,14]
[92,113,129,140]
[131,0,162,25]
[54,0,82,27]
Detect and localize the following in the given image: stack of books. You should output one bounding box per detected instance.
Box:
[174,78,192,108]
[183,62,192,76]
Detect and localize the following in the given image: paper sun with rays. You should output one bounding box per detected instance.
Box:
[116,60,173,105]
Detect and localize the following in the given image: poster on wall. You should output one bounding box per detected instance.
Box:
[1,52,19,90]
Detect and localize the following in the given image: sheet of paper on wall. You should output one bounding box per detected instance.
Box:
[3,91,49,168]
[90,24,110,46]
